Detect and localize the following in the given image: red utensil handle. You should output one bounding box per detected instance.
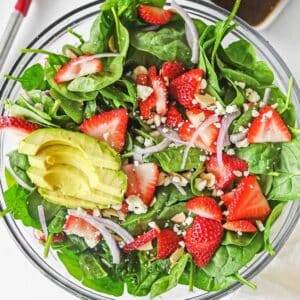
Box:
[15,0,32,16]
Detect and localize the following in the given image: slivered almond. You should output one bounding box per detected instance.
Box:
[195,93,216,108]
[108,35,117,53]
[101,208,119,218]
[137,241,153,251]
[200,172,216,188]
[170,247,185,266]
[171,213,186,224]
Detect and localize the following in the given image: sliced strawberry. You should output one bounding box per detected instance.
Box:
[123,163,159,205]
[169,69,204,108]
[220,190,235,206]
[120,202,129,214]
[223,220,257,233]
[247,106,291,143]
[186,196,222,222]
[157,229,181,259]
[161,61,186,81]
[222,175,271,221]
[0,116,40,135]
[165,104,184,128]
[54,55,102,83]
[151,75,168,115]
[138,5,173,25]
[80,108,128,152]
[123,228,159,252]
[178,110,220,153]
[136,73,150,86]
[64,215,101,248]
[184,216,223,267]
[205,153,248,189]
[148,65,157,80]
[34,230,65,244]
[139,92,157,120]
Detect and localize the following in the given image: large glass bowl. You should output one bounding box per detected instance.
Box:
[0,1,300,299]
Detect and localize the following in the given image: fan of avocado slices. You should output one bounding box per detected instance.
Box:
[1,0,299,298]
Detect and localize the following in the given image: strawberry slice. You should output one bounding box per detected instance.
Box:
[205,153,248,189]
[123,228,159,252]
[223,220,257,233]
[139,93,157,120]
[178,109,220,153]
[151,75,168,115]
[54,55,102,83]
[136,73,150,86]
[165,104,184,128]
[80,108,128,152]
[138,5,173,25]
[221,175,271,221]
[123,163,159,205]
[247,106,291,143]
[120,202,129,214]
[161,61,186,81]
[156,229,181,259]
[64,215,101,248]
[0,116,40,135]
[184,216,223,267]
[148,65,157,80]
[186,196,222,222]
[169,69,204,108]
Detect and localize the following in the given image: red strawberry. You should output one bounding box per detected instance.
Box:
[139,92,157,119]
[123,163,159,205]
[223,220,257,233]
[0,116,40,135]
[148,65,157,80]
[54,55,102,83]
[165,105,183,128]
[136,73,150,86]
[220,190,235,206]
[34,230,65,244]
[151,75,168,115]
[205,153,248,189]
[64,215,101,248]
[247,106,291,143]
[138,5,173,25]
[80,108,128,152]
[184,216,223,267]
[161,61,186,81]
[120,202,129,214]
[178,110,220,153]
[123,228,159,252]
[157,229,181,259]
[186,196,222,222]
[222,175,271,221]
[169,69,204,108]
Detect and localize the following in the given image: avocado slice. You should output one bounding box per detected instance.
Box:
[19,128,121,170]
[28,145,127,197]
[27,165,123,205]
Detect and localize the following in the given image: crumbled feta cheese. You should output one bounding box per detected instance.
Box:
[184,217,194,226]
[200,79,207,90]
[243,103,250,112]
[245,88,261,103]
[236,138,249,148]
[243,171,249,177]
[136,136,144,144]
[233,170,243,177]
[252,109,259,117]
[237,231,243,236]
[226,148,235,156]
[214,122,221,128]
[126,195,148,214]
[199,155,207,162]
[234,81,246,89]
[148,221,156,228]
[226,105,238,114]
[215,101,226,115]
[195,178,207,191]
[144,138,153,147]
[154,114,161,127]
[216,190,224,197]
[137,85,153,100]
[179,241,186,248]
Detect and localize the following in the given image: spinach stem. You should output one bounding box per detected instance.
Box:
[280,77,294,114]
[43,233,54,258]
[121,152,134,159]
[188,259,194,292]
[232,273,256,290]
[0,207,12,218]
[67,27,85,44]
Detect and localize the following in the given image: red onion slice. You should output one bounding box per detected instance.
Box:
[261,88,271,106]
[171,0,199,64]
[71,53,120,66]
[181,114,219,170]
[216,111,240,167]
[173,183,187,195]
[157,127,188,145]
[230,131,247,144]
[37,205,48,239]
[134,138,171,156]
[68,210,121,264]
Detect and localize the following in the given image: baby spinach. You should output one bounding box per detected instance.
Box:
[83,100,97,119]
[264,202,285,255]
[236,144,278,174]
[48,208,67,234]
[145,146,204,173]
[246,61,274,85]
[222,231,257,247]
[79,253,107,279]
[230,108,253,134]
[150,253,190,299]
[158,202,187,220]
[67,77,102,93]
[5,63,47,91]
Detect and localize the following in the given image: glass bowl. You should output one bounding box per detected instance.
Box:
[0,1,300,299]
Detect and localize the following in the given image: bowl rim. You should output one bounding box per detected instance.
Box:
[0,1,300,300]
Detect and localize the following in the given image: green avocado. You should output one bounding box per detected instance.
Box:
[19,128,126,209]
[19,128,121,170]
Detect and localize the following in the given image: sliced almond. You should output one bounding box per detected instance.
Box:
[101,208,119,218]
[200,172,216,188]
[170,247,185,266]
[171,213,186,224]
[137,241,153,251]
[108,35,117,53]
[195,93,216,108]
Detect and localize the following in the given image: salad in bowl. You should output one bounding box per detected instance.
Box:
[0,0,299,299]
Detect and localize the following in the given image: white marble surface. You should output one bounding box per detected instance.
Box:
[0,1,299,299]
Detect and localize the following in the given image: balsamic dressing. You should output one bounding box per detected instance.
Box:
[211,0,281,26]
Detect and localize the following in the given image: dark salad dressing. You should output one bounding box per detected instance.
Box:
[211,0,281,26]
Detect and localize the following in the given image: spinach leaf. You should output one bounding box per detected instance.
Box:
[79,253,107,279]
[150,253,190,298]
[236,144,278,174]
[158,202,187,220]
[144,146,204,173]
[5,168,16,189]
[5,64,47,91]
[83,100,97,119]
[67,77,102,93]
[246,61,274,85]
[27,189,61,222]
[130,22,192,66]
[204,232,263,277]
[67,235,89,253]
[264,202,285,255]
[48,208,67,234]
[222,231,257,247]
[7,150,33,186]
[230,108,253,134]
[3,184,40,229]
[125,47,161,69]
[269,139,300,201]
[224,39,256,70]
